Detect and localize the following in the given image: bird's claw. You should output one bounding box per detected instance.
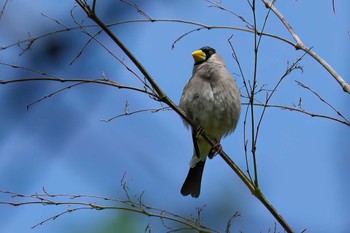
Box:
[209,142,222,159]
[195,126,204,138]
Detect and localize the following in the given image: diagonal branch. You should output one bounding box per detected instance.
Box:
[262,0,350,94]
[73,1,294,232]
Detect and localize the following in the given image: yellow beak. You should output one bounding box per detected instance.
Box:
[192,50,206,63]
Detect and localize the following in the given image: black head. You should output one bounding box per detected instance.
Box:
[192,46,216,65]
[199,46,216,59]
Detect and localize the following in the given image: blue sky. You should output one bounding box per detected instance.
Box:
[0,1,349,232]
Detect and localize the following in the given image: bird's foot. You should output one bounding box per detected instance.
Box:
[194,126,204,138]
[208,142,222,159]
[192,126,204,158]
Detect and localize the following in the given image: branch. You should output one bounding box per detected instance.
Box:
[0,187,218,232]
[262,0,350,94]
[249,102,350,127]
[0,76,157,98]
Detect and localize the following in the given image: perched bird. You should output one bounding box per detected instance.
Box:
[179,46,241,198]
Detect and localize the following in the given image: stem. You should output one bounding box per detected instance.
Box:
[250,0,259,188]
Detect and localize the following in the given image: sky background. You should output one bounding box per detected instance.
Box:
[0,0,349,232]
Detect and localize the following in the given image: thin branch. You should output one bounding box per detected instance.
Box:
[100,104,171,122]
[225,211,240,233]
[120,0,153,20]
[227,36,253,183]
[0,0,10,20]
[250,102,350,127]
[71,16,153,92]
[0,76,157,98]
[250,0,260,188]
[41,13,71,30]
[262,0,302,47]
[69,29,102,65]
[0,62,56,77]
[27,83,85,110]
[262,0,350,94]
[254,53,307,149]
[296,81,350,125]
[74,0,192,132]
[0,187,218,232]
[206,0,254,29]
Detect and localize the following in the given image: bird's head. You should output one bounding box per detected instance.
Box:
[192,46,216,65]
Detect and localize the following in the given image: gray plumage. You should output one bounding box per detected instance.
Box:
[179,46,241,198]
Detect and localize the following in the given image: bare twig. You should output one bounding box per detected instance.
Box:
[0,61,56,77]
[254,53,307,150]
[120,0,153,21]
[41,13,71,30]
[296,81,350,125]
[0,0,9,20]
[250,102,350,127]
[227,36,254,183]
[100,104,171,122]
[27,83,85,110]
[225,211,240,233]
[206,0,254,29]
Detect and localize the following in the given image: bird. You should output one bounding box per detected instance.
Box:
[179,46,241,198]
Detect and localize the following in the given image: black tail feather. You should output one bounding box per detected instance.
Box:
[180,160,206,198]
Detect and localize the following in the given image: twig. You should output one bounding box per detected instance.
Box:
[225,211,240,233]
[0,0,10,20]
[206,0,254,29]
[247,102,350,127]
[227,36,254,183]
[41,13,71,30]
[0,62,56,77]
[120,0,153,21]
[250,0,260,189]
[69,29,102,65]
[296,81,350,125]
[27,83,85,110]
[101,105,171,122]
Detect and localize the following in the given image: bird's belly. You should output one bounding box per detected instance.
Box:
[192,97,235,140]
